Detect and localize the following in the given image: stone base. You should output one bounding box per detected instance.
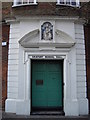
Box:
[5,99,30,115]
[64,99,79,116]
[78,99,88,115]
[5,98,88,116]
[16,99,30,115]
[5,99,16,113]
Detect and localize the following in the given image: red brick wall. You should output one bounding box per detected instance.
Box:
[84,24,90,113]
[0,24,2,111]
[12,2,80,16]
[2,24,10,110]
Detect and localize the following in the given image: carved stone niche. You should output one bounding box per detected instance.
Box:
[41,22,53,41]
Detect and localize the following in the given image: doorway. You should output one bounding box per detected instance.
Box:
[31,60,63,112]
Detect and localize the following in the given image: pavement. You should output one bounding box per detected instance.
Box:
[1,111,90,120]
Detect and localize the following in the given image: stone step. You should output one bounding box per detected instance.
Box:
[2,112,89,120]
[2,117,89,120]
[31,111,64,115]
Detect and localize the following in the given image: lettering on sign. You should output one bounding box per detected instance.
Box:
[30,55,63,59]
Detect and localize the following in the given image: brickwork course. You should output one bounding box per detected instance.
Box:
[1,1,90,112]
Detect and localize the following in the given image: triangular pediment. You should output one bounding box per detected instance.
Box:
[19,29,75,48]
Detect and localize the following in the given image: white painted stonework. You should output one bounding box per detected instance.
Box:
[5,16,88,116]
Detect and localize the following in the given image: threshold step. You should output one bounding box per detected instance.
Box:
[31,111,64,115]
[2,111,89,120]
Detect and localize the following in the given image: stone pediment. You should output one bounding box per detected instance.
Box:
[19,29,39,47]
[55,29,75,44]
[19,29,75,48]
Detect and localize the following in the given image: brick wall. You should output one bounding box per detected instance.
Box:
[0,24,2,111]
[2,24,10,110]
[84,24,90,113]
[12,2,80,16]
[2,2,13,21]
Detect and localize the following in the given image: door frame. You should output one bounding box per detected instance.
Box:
[21,49,77,115]
[31,59,64,112]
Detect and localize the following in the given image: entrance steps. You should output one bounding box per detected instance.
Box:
[31,111,64,115]
[2,111,89,120]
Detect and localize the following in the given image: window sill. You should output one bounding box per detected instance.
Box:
[56,3,80,8]
[12,3,38,7]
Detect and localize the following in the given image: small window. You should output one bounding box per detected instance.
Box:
[57,0,80,7]
[13,0,37,6]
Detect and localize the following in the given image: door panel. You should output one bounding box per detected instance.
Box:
[32,62,47,107]
[32,60,63,110]
[47,72,62,107]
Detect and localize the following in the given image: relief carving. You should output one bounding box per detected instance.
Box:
[41,22,53,40]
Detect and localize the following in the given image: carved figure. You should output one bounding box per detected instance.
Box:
[43,24,52,40]
[41,22,53,40]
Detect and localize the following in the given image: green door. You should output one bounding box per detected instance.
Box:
[32,60,63,111]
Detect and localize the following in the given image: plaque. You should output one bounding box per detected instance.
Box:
[36,80,43,85]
